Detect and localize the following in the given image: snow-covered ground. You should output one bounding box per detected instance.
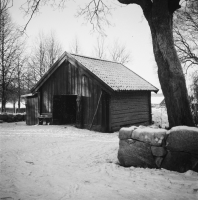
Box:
[152,107,169,128]
[0,122,198,200]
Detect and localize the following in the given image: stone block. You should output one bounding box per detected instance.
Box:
[132,127,167,146]
[155,157,164,168]
[161,151,193,173]
[166,126,198,155]
[151,146,167,157]
[119,126,137,140]
[119,139,136,147]
[191,156,198,172]
[118,139,156,168]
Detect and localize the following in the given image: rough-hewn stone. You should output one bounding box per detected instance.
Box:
[119,126,137,140]
[132,127,167,146]
[118,126,198,172]
[191,156,198,172]
[118,139,156,168]
[155,157,164,168]
[161,151,193,173]
[166,126,198,155]
[119,139,136,147]
[151,146,167,157]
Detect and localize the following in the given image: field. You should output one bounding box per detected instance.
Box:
[0,119,198,200]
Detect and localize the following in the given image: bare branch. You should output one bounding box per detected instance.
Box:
[173,1,198,72]
[108,39,131,65]
[77,0,113,34]
[21,0,41,32]
[93,36,106,59]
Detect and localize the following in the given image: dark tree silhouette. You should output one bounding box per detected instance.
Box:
[0,3,24,112]
[115,0,194,127]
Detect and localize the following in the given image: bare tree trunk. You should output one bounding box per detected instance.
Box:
[18,95,21,112]
[13,100,16,113]
[143,1,194,127]
[1,9,6,113]
[1,93,6,112]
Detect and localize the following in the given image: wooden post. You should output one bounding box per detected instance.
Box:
[76,95,82,128]
[148,92,152,124]
[89,91,102,130]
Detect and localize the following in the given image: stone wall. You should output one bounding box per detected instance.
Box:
[118,126,198,173]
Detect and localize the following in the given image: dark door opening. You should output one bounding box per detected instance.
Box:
[53,95,77,125]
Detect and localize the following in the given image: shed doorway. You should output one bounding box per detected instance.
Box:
[53,95,77,125]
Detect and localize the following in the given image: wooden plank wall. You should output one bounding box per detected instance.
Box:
[110,91,151,131]
[26,96,38,125]
[40,61,104,130]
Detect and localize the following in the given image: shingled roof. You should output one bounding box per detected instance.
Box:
[31,52,158,93]
[71,54,158,92]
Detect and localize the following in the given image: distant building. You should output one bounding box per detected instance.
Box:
[160,99,166,107]
[151,93,164,107]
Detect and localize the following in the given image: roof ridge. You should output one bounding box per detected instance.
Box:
[70,53,120,65]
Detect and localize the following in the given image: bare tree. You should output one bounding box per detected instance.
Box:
[174,0,198,74]
[93,37,130,64]
[173,1,198,125]
[21,0,195,127]
[93,36,106,59]
[28,31,63,83]
[109,39,130,65]
[115,0,194,127]
[0,0,13,14]
[13,55,28,111]
[69,36,82,55]
[45,31,63,68]
[0,5,24,112]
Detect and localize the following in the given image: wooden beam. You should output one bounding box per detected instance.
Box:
[89,91,102,130]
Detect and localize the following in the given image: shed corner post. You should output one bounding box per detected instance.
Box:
[37,91,41,116]
[76,95,83,128]
[108,95,112,133]
[149,91,152,124]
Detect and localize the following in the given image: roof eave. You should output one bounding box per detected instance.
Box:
[114,88,159,93]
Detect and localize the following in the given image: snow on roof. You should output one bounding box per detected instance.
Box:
[31,52,159,93]
[72,54,158,92]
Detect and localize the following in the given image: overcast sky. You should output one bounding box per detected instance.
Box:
[10,0,161,92]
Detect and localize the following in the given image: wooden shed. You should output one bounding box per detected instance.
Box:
[25,52,158,132]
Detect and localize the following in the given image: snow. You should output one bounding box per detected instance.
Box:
[0,122,198,200]
[167,126,198,133]
[152,107,169,128]
[0,101,26,109]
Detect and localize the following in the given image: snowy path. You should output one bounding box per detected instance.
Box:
[0,122,198,200]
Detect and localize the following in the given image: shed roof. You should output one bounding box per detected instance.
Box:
[31,52,158,93]
[71,54,158,92]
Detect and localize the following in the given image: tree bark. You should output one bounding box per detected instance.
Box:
[118,0,194,127]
